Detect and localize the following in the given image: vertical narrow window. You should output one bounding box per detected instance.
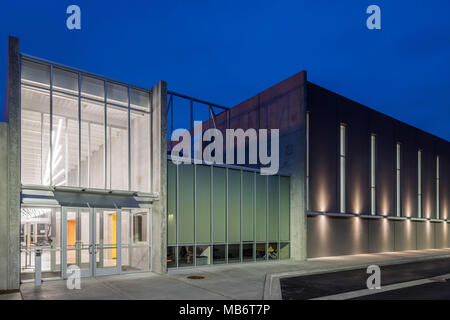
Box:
[306,112,310,211]
[339,124,346,213]
[418,149,422,218]
[436,155,440,220]
[370,134,376,215]
[396,143,401,217]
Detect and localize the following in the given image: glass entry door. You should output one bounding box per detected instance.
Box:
[62,207,121,278]
[94,209,121,276]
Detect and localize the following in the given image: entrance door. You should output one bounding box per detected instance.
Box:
[94,209,121,276]
[62,208,93,277]
[62,207,121,278]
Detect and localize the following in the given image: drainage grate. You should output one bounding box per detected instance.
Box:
[187,275,205,280]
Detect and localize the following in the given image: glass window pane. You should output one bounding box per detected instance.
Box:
[242,243,254,262]
[178,246,194,267]
[20,207,61,279]
[95,210,118,268]
[213,167,226,243]
[196,245,211,266]
[268,176,279,242]
[268,243,278,260]
[21,85,50,185]
[178,164,194,244]
[255,175,267,242]
[130,110,150,192]
[106,106,128,190]
[121,210,130,246]
[80,99,105,189]
[130,89,150,111]
[167,246,177,268]
[256,243,266,261]
[167,161,177,245]
[228,169,241,243]
[196,165,211,243]
[131,209,148,244]
[228,244,240,263]
[53,68,78,94]
[121,246,149,272]
[21,60,50,88]
[280,176,290,242]
[212,245,226,264]
[81,75,104,100]
[107,82,128,106]
[52,93,79,186]
[242,172,255,242]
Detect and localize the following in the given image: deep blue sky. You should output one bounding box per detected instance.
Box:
[1,1,449,140]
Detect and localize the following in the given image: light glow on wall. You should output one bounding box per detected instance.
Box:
[352,182,362,214]
[381,193,389,216]
[318,181,329,212]
[404,198,412,218]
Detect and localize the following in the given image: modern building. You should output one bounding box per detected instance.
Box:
[0,36,449,292]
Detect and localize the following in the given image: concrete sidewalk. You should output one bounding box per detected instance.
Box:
[17,248,450,300]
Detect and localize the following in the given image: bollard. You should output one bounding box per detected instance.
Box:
[35,249,42,287]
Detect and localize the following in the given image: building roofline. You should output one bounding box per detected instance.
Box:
[307,80,450,144]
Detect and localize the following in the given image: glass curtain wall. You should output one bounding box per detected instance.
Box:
[167,161,290,268]
[20,58,151,193]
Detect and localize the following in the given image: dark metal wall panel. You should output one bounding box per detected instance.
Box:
[307,82,449,221]
[307,216,369,258]
[393,220,417,251]
[397,125,418,218]
[438,141,450,220]
[419,134,437,219]
[339,98,371,215]
[368,219,395,253]
[308,216,450,258]
[307,84,338,213]
[416,221,435,249]
[371,113,396,216]
[435,222,449,249]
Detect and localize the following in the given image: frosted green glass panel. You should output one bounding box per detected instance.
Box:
[167,161,177,245]
[242,171,255,241]
[280,176,290,242]
[255,175,267,242]
[196,165,211,243]
[268,176,279,242]
[228,169,241,243]
[213,167,226,243]
[178,164,194,244]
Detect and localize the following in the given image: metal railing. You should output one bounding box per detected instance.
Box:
[166,91,230,154]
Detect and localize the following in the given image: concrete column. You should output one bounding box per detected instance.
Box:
[0,36,20,291]
[290,74,308,261]
[150,81,168,274]
[0,123,10,291]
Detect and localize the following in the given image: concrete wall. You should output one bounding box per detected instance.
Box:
[307,215,450,258]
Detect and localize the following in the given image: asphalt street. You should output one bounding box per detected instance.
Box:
[280,257,450,300]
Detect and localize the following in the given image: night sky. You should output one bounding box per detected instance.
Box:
[1,1,449,140]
